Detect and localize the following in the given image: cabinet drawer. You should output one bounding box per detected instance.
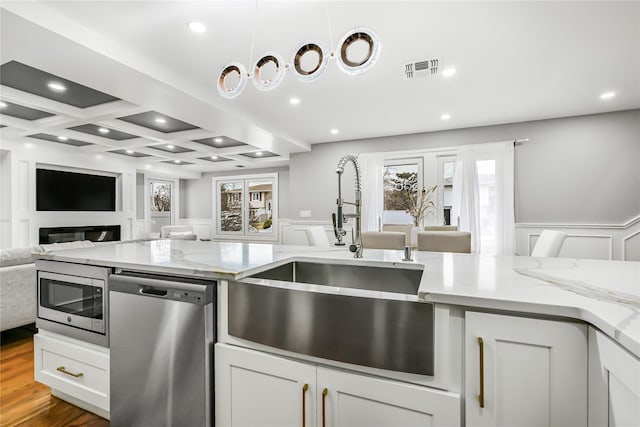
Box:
[34,333,109,411]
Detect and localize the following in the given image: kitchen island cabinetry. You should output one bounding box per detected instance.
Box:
[215,343,460,427]
[34,330,110,419]
[589,327,640,427]
[464,312,587,426]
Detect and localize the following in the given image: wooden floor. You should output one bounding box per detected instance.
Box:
[0,326,109,427]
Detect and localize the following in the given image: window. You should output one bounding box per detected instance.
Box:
[382,159,422,225]
[477,159,497,255]
[214,173,278,240]
[438,156,456,226]
[149,180,173,234]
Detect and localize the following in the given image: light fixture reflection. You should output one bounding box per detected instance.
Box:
[57,136,68,141]
[600,91,616,100]
[188,21,206,33]
[442,68,456,77]
[98,127,109,134]
[47,82,66,92]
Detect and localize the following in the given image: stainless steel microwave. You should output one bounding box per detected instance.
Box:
[36,260,111,347]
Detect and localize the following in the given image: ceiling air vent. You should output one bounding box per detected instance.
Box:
[404,58,441,80]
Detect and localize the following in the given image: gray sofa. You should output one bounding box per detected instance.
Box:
[0,246,39,332]
[0,241,97,332]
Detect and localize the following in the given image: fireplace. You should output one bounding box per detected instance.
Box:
[39,225,121,244]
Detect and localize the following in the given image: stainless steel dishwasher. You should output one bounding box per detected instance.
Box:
[109,271,215,427]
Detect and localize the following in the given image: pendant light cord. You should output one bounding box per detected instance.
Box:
[248,0,259,74]
[325,3,335,54]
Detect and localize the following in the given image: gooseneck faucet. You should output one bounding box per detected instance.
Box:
[334,154,363,258]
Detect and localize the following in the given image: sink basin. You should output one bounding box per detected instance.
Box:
[229,261,434,375]
[249,261,423,295]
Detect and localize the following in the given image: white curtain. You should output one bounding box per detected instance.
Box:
[359,153,385,231]
[451,141,516,255]
[451,146,481,253]
[495,141,516,255]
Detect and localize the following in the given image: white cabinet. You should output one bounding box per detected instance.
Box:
[464,312,587,426]
[215,343,460,427]
[215,342,316,427]
[34,330,109,418]
[588,327,640,427]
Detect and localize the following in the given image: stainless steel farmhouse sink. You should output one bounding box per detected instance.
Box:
[250,261,424,294]
[228,261,434,375]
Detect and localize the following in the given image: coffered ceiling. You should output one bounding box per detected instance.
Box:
[0,1,638,175]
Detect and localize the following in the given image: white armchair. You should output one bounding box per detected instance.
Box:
[159,225,197,240]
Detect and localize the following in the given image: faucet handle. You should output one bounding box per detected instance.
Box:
[402,245,413,262]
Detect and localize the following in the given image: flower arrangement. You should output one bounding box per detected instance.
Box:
[406,185,437,227]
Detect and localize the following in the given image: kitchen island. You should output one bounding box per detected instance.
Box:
[35,239,640,426]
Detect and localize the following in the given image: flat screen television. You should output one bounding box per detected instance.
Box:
[36,168,116,211]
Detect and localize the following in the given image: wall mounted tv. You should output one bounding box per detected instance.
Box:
[36,168,116,211]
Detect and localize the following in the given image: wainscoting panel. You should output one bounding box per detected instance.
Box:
[516,215,640,261]
[18,219,30,248]
[623,230,640,262]
[0,220,11,249]
[528,233,613,260]
[18,160,30,212]
[280,219,353,247]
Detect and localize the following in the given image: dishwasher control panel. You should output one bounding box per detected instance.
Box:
[170,290,205,303]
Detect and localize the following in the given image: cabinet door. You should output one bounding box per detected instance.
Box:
[317,366,460,427]
[215,344,316,427]
[588,327,640,427]
[465,312,587,426]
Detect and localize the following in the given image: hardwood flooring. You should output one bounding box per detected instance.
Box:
[0,326,109,427]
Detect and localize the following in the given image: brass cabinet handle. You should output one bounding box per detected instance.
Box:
[56,366,84,378]
[302,383,308,427]
[477,337,485,408]
[322,387,328,427]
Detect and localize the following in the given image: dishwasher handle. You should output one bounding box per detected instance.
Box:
[110,273,215,305]
[140,287,168,297]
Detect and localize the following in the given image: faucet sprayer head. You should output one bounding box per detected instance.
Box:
[336,167,344,174]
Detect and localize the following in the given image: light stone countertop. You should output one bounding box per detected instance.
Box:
[37,239,640,358]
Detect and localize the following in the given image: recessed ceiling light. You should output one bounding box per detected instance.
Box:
[441,113,451,120]
[47,82,66,92]
[126,150,134,154]
[98,127,109,134]
[214,137,223,143]
[155,117,166,124]
[0,101,7,108]
[24,142,34,148]
[95,154,103,160]
[330,129,339,135]
[167,144,175,149]
[211,155,218,160]
[174,159,181,164]
[289,97,301,105]
[145,164,152,169]
[187,21,206,33]
[600,91,616,100]
[256,151,263,156]
[442,68,456,77]
[57,136,68,141]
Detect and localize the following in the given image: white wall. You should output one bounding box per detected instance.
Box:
[0,140,137,248]
[290,110,639,225]
[285,110,640,260]
[180,166,290,219]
